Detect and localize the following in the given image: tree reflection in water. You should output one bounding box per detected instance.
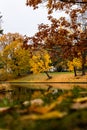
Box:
[0,83,87,105]
[0,83,87,130]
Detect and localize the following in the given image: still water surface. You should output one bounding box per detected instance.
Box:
[0,83,87,130]
[1,82,87,102]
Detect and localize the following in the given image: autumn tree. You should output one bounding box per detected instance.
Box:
[8,47,30,77]
[0,33,30,77]
[26,0,87,14]
[0,52,4,69]
[26,0,87,76]
[27,17,81,76]
[0,33,24,48]
[29,49,52,79]
[67,57,82,76]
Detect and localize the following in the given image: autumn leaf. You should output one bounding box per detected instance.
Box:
[73,97,87,103]
[28,92,71,114]
[20,111,67,120]
[29,102,57,114]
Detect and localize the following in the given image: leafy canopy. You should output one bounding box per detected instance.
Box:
[30,49,51,73]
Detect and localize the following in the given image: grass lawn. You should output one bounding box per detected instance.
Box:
[8,72,87,83]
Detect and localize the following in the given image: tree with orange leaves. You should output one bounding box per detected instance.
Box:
[26,0,87,76]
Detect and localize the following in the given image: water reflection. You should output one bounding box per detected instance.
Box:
[0,83,87,104]
[0,83,87,130]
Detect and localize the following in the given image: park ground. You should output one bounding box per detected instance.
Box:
[6,72,87,89]
[9,72,87,83]
[0,72,87,90]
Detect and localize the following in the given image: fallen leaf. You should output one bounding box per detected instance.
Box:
[73,97,87,103]
[20,111,67,120]
[29,101,58,114]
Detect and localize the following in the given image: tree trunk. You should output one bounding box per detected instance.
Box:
[82,64,85,76]
[82,52,86,76]
[44,71,52,79]
[74,66,77,77]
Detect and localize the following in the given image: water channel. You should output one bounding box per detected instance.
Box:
[0,83,87,130]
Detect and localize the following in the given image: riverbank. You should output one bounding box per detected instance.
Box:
[8,72,87,83]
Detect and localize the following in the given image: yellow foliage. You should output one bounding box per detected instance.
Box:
[67,61,73,71]
[73,97,87,103]
[67,58,82,71]
[73,58,82,68]
[2,39,30,76]
[21,111,67,120]
[30,49,51,73]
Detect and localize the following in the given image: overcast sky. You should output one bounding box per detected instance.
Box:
[0,0,68,36]
[0,0,50,36]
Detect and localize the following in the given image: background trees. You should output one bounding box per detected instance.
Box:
[26,0,87,76]
[0,33,31,78]
[2,41,30,77]
[0,1,87,80]
[0,33,52,79]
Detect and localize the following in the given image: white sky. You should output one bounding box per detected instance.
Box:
[0,0,50,36]
[0,0,67,36]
